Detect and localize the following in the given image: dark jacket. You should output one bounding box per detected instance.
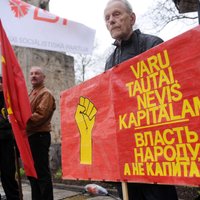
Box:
[0,92,13,140]
[104,30,178,200]
[105,29,163,70]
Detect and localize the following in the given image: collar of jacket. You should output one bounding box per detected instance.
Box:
[112,29,141,47]
[30,84,45,96]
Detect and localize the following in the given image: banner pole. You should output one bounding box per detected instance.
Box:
[122,182,129,200]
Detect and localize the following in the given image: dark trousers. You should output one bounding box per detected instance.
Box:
[28,132,53,200]
[116,182,178,200]
[0,139,20,200]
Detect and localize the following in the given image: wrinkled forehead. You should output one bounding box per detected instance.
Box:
[30,67,44,75]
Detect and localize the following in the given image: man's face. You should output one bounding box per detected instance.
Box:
[29,67,45,88]
[104,1,135,41]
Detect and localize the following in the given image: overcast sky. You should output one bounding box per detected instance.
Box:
[49,0,198,51]
[49,0,158,50]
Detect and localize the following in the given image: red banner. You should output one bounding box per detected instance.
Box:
[61,25,200,186]
[0,20,37,178]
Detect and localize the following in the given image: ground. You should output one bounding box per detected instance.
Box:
[53,174,200,200]
[64,195,88,200]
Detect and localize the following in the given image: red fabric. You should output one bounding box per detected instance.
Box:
[0,20,37,178]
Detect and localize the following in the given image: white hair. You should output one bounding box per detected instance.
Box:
[106,0,133,13]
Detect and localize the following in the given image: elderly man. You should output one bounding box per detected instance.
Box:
[104,0,178,199]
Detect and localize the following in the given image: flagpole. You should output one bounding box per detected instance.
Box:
[14,145,23,200]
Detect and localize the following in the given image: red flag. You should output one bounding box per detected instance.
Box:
[0,20,37,178]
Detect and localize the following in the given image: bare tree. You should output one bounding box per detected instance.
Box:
[74,53,95,83]
[72,40,106,84]
[71,39,116,84]
[140,0,198,33]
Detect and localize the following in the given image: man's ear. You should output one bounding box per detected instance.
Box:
[130,12,136,26]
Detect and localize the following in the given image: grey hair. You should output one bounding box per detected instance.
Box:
[107,0,133,13]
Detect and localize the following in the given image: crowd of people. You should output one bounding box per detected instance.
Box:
[0,0,181,199]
